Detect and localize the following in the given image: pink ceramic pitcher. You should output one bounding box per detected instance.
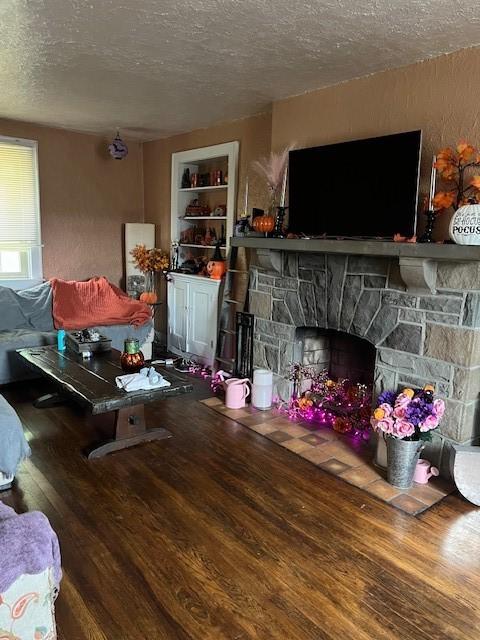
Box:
[224,378,250,409]
[413,459,439,484]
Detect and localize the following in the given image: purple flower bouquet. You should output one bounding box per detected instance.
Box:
[370,385,445,441]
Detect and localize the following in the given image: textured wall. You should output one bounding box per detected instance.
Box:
[271,47,480,240]
[0,118,144,285]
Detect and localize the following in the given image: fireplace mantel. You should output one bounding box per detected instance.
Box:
[231,237,480,294]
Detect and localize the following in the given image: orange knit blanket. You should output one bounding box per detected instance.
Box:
[50,277,151,330]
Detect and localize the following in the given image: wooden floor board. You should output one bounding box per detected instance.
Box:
[2,378,480,639]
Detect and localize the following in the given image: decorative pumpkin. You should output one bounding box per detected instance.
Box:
[449,201,480,245]
[140,291,158,303]
[207,243,227,280]
[252,214,275,234]
[120,338,145,372]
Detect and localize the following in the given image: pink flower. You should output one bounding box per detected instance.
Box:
[419,414,439,432]
[395,393,411,409]
[375,416,395,434]
[393,419,415,438]
[379,403,393,417]
[433,399,445,419]
[393,406,407,419]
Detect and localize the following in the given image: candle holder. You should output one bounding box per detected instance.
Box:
[274,206,288,238]
[418,209,437,243]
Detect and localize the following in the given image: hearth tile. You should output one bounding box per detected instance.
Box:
[390,494,427,515]
[269,416,299,429]
[248,422,279,435]
[316,442,365,467]
[365,479,402,501]
[318,458,351,475]
[201,397,223,407]
[340,464,382,488]
[302,426,339,441]
[223,408,251,419]
[406,483,451,505]
[281,424,311,438]
[280,438,314,453]
[299,446,335,464]
[266,430,293,443]
[429,476,456,496]
[237,413,276,427]
[300,433,328,446]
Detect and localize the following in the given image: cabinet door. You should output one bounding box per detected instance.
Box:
[167,277,188,352]
[187,282,218,361]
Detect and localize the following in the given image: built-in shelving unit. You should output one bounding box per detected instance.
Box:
[168,141,239,364]
[171,141,239,264]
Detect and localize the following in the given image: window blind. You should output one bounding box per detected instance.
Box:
[0,137,40,246]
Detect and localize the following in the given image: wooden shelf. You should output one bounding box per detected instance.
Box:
[179,243,226,250]
[179,216,227,220]
[179,185,227,193]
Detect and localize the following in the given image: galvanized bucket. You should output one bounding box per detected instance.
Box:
[385,436,424,489]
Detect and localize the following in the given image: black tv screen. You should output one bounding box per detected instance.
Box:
[288,130,422,238]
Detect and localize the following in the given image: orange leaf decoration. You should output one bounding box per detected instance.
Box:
[457,141,475,164]
[471,175,480,190]
[432,190,456,211]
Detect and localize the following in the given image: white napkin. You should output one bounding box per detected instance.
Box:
[115,367,171,392]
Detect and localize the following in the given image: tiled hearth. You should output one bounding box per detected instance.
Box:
[201,397,455,516]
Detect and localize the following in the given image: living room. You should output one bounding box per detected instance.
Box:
[1,2,480,639]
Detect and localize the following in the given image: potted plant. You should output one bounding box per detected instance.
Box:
[370,385,445,489]
[130,244,170,302]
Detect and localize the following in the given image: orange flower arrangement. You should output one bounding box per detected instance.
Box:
[130,244,170,273]
[433,141,480,212]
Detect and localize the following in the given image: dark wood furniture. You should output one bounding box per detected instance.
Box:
[17,345,193,459]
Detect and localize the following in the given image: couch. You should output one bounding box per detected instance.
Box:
[0,502,61,639]
[0,282,154,386]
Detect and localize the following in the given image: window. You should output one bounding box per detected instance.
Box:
[0,136,42,288]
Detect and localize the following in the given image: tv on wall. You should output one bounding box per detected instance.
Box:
[288,130,422,239]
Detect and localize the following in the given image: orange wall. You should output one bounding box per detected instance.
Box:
[0,118,144,285]
[271,47,480,239]
[143,112,273,251]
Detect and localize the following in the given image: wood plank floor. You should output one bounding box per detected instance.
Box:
[2,378,480,640]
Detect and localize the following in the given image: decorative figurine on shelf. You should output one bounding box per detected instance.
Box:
[418,156,437,243]
[181,168,191,189]
[207,243,226,280]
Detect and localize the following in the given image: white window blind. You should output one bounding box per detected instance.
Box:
[0,136,42,287]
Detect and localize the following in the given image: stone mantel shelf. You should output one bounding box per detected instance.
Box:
[231,237,480,295]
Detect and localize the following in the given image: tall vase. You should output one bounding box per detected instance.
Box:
[140,271,157,303]
[386,436,424,489]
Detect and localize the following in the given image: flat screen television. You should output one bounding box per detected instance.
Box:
[288,130,422,238]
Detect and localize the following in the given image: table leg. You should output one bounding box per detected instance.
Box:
[87,404,172,459]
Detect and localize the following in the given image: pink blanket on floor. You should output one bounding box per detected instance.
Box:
[50,277,151,330]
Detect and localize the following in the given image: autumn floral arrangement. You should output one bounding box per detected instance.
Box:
[252,145,293,214]
[433,141,480,213]
[130,244,170,302]
[370,385,445,441]
[284,364,372,437]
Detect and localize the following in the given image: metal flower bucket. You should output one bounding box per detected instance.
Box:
[385,436,424,489]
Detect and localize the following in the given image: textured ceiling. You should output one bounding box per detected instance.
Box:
[1,0,480,140]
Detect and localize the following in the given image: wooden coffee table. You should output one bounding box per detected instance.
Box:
[17,346,193,459]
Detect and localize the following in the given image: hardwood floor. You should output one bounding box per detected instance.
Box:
[3,378,480,639]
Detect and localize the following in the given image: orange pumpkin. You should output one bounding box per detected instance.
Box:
[252,214,275,234]
[140,291,158,303]
[207,260,227,280]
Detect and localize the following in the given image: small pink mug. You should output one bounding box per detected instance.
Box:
[413,459,439,484]
[224,378,250,409]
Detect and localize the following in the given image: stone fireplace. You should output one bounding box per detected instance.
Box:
[247,247,480,476]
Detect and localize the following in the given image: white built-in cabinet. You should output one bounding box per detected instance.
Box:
[167,273,221,365]
[167,141,239,364]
